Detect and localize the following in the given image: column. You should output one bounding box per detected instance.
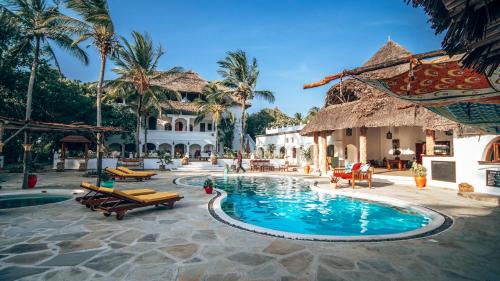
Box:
[186,118,190,132]
[359,126,368,163]
[318,132,328,174]
[313,132,319,170]
[171,116,176,131]
[425,129,435,155]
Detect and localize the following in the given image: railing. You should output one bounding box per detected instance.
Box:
[140,130,216,143]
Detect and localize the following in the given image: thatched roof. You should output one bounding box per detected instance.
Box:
[301,40,460,136]
[154,71,207,93]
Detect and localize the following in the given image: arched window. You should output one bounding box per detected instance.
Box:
[327,145,334,157]
[485,137,500,162]
[175,121,184,131]
[292,147,297,158]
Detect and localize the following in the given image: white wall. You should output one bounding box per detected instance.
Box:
[424,134,500,195]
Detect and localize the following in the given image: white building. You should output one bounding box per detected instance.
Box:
[105,71,246,158]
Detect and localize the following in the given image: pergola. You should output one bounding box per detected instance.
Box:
[0,116,123,188]
[59,135,92,170]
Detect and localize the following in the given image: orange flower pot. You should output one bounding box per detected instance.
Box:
[414,176,427,188]
[304,165,311,174]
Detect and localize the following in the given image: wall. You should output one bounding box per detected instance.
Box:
[423,134,500,195]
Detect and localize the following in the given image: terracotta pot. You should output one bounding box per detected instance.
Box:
[304,165,311,174]
[27,175,37,189]
[204,186,213,194]
[415,176,427,188]
[211,157,218,165]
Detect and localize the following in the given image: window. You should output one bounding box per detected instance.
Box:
[189,124,193,131]
[200,123,205,132]
[175,122,183,131]
[148,117,157,130]
[485,138,500,162]
[207,123,212,131]
[164,123,172,131]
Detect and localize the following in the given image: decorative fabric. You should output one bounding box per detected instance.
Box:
[344,161,353,173]
[356,62,500,133]
[360,163,371,172]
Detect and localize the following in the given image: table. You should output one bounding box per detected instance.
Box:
[386,159,408,171]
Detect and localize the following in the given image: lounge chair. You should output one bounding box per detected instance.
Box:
[76,181,156,209]
[333,163,374,189]
[94,187,183,220]
[105,167,154,181]
[116,166,157,177]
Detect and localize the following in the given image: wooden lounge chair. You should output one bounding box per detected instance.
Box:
[116,166,157,177]
[76,181,156,209]
[105,167,153,181]
[333,164,374,189]
[95,187,183,220]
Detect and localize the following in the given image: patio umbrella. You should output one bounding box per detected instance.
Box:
[355,58,500,134]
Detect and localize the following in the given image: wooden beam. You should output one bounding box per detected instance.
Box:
[303,49,447,89]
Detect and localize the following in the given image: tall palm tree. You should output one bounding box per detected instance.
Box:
[194,82,235,154]
[217,50,274,151]
[2,0,88,188]
[306,106,320,123]
[64,0,119,128]
[293,112,303,124]
[107,31,181,155]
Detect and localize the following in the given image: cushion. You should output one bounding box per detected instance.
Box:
[344,162,353,173]
[360,163,371,172]
[352,163,362,171]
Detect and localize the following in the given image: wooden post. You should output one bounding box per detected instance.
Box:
[21,132,31,189]
[96,133,104,187]
[318,132,328,174]
[359,126,368,163]
[60,142,65,162]
[425,129,435,156]
[313,132,319,170]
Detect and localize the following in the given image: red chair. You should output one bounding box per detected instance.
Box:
[333,163,373,189]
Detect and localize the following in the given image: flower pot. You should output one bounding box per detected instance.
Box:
[204,186,213,194]
[101,180,114,188]
[211,157,218,165]
[414,176,427,188]
[27,175,37,189]
[304,165,311,174]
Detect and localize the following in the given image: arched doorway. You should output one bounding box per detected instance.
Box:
[189,144,202,159]
[327,145,334,157]
[108,143,122,153]
[292,147,297,158]
[159,143,172,155]
[148,117,157,130]
[279,147,286,158]
[174,144,185,158]
[346,144,358,163]
[142,143,156,152]
[175,118,187,131]
[203,144,214,153]
[483,136,500,162]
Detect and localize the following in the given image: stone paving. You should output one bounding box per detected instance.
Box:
[0,171,499,281]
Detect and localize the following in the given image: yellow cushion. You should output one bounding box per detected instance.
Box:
[134,192,180,203]
[117,167,155,175]
[81,181,100,192]
[122,188,156,196]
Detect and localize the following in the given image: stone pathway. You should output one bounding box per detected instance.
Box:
[0,171,499,280]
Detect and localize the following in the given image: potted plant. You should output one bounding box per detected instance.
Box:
[157,152,173,171]
[27,173,37,189]
[210,153,218,165]
[301,147,312,174]
[330,176,340,188]
[410,162,427,188]
[100,172,114,188]
[203,178,214,194]
[181,155,189,165]
[224,164,230,174]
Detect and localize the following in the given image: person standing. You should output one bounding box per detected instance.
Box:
[236,150,246,173]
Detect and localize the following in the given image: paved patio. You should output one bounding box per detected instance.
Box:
[0,171,499,281]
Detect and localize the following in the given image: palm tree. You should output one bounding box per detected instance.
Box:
[217,50,274,151]
[293,112,303,124]
[64,0,119,128]
[107,31,181,155]
[194,82,235,154]
[2,0,88,188]
[306,106,320,123]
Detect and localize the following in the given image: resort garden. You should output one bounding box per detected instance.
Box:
[0,1,499,281]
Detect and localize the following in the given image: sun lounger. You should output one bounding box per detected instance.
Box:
[105,167,154,181]
[94,187,183,220]
[116,166,157,177]
[76,181,156,209]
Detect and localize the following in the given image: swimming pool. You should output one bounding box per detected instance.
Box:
[0,193,73,209]
[177,175,450,241]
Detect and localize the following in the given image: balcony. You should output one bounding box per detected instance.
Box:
[140,129,216,144]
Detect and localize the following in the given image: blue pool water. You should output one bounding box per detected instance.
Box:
[181,175,431,236]
[0,194,72,209]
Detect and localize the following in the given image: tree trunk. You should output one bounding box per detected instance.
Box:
[239,102,246,152]
[22,37,40,189]
[135,95,143,157]
[95,53,107,187]
[215,125,219,154]
[144,112,149,157]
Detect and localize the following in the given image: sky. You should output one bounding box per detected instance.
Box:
[57,0,444,116]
